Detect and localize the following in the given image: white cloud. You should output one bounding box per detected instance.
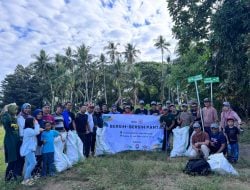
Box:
[0,0,177,82]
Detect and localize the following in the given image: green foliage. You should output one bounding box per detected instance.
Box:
[1,65,44,107]
[167,0,250,117]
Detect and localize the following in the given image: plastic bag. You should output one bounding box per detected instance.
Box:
[54,132,72,172]
[184,131,196,157]
[66,131,85,165]
[170,126,190,157]
[95,127,112,156]
[207,153,239,176]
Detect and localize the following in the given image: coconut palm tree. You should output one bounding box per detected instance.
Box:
[32,49,53,80]
[104,42,122,99]
[123,43,140,71]
[99,53,108,104]
[63,46,77,102]
[154,35,170,103]
[31,49,54,104]
[75,44,92,103]
[104,41,120,65]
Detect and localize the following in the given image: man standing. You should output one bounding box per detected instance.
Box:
[202,98,218,135]
[62,102,76,131]
[190,122,210,159]
[134,100,148,115]
[109,104,120,114]
[42,103,55,124]
[149,101,160,115]
[85,105,95,156]
[52,104,65,132]
[177,104,193,128]
[75,105,91,158]
[101,104,110,114]
[160,107,175,151]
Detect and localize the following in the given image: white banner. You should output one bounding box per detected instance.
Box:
[96,114,163,155]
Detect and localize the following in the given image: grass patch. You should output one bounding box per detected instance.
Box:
[0,125,250,189]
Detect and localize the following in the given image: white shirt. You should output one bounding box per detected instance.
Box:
[85,111,94,132]
[17,115,25,137]
[20,122,40,156]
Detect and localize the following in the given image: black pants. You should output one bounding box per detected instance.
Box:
[42,152,55,176]
[90,132,96,155]
[5,161,18,181]
[162,129,172,151]
[78,133,92,158]
[32,155,43,176]
[78,133,87,157]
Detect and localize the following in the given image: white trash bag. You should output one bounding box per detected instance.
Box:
[207,153,239,176]
[184,130,196,157]
[54,132,72,172]
[170,126,190,157]
[66,131,85,165]
[95,127,112,156]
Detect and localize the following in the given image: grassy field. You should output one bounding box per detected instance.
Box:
[1,125,250,190]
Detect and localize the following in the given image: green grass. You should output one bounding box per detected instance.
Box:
[0,126,250,190]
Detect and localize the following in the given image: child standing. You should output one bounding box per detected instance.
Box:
[224,117,240,163]
[20,117,42,186]
[41,121,60,176]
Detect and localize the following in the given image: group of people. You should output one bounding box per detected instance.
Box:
[1,98,243,185]
[158,98,242,164]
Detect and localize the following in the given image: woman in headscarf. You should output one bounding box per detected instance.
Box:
[1,103,22,181]
[220,102,242,131]
[17,103,32,177]
[17,103,32,138]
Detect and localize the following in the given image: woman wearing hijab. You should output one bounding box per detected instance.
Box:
[17,103,32,138]
[17,103,32,177]
[1,103,22,181]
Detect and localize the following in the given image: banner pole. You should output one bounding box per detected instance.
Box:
[211,82,213,105]
[194,81,204,131]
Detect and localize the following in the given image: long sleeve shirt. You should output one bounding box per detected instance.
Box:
[202,106,218,127]
[20,123,40,156]
[17,115,25,137]
[220,110,241,128]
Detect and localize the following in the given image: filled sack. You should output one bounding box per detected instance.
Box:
[184,130,196,157]
[183,158,211,176]
[207,153,239,176]
[95,127,112,156]
[66,131,85,165]
[170,126,190,157]
[54,132,72,172]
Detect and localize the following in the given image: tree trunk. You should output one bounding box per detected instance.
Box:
[161,48,165,103]
[85,73,89,103]
[103,66,107,104]
[90,78,95,103]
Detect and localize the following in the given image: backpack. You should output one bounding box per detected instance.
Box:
[183,158,211,176]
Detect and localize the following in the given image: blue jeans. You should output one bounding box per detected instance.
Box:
[24,151,37,180]
[228,143,239,161]
[42,152,55,176]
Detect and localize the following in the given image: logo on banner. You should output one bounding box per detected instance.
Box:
[138,119,143,124]
[135,144,139,149]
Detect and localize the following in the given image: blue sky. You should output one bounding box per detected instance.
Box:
[0,0,177,81]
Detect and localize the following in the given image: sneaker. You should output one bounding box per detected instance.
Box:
[21,179,34,186]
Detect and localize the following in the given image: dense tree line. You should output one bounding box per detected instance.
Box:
[167,0,250,118]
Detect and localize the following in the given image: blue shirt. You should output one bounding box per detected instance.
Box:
[210,132,226,153]
[41,130,59,153]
